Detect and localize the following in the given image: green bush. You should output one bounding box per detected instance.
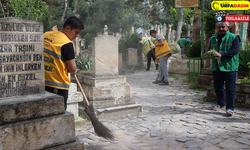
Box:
[239,50,250,72]
[185,40,203,58]
[118,32,141,53]
[75,54,92,71]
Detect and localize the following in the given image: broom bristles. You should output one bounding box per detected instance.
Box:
[84,104,114,140]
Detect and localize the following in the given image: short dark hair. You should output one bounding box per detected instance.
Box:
[150,30,157,35]
[63,16,84,30]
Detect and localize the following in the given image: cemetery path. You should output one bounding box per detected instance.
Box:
[76,70,250,150]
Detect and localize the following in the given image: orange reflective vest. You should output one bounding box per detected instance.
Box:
[154,34,172,59]
[43,31,72,90]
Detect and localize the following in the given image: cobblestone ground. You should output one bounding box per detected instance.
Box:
[76,70,250,150]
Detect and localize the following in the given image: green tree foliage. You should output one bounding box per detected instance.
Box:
[0,0,77,31]
[170,7,194,30]
[7,0,48,20]
[77,0,154,38]
[204,10,218,35]
[118,32,140,53]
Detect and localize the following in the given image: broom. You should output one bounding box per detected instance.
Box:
[73,74,114,140]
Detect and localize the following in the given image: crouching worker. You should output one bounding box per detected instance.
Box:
[44,16,84,110]
[137,39,159,71]
[177,36,192,54]
[150,30,172,85]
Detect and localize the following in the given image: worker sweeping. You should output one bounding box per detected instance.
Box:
[44,16,84,110]
[136,38,158,71]
[150,30,172,85]
[45,16,114,140]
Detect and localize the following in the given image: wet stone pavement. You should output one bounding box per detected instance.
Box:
[76,70,250,150]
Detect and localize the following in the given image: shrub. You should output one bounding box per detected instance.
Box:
[118,32,141,53]
[239,50,250,72]
[185,40,203,58]
[75,54,92,71]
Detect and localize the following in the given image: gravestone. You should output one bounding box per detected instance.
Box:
[163,23,167,36]
[73,34,142,120]
[0,18,84,149]
[126,48,137,67]
[168,26,177,51]
[0,18,44,98]
[91,34,118,77]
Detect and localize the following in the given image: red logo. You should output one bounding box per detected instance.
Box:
[225,15,249,22]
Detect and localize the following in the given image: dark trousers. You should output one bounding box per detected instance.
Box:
[212,71,237,110]
[147,50,157,69]
[45,86,68,110]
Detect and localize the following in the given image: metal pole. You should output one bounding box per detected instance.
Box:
[200,0,205,72]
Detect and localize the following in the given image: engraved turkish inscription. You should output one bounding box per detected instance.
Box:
[0,18,45,98]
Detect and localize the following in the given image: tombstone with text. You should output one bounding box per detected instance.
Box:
[0,18,83,150]
[0,18,45,98]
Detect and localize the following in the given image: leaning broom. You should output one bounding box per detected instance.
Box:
[73,74,114,140]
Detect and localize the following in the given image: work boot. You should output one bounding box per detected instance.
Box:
[146,68,150,71]
[158,81,169,85]
[152,80,162,84]
[156,64,159,70]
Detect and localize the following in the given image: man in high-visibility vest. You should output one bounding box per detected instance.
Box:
[44,16,84,110]
[150,30,172,85]
[137,39,158,71]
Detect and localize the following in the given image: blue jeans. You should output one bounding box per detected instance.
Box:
[212,71,237,110]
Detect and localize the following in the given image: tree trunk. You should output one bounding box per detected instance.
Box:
[175,8,183,41]
[205,33,212,68]
[0,0,5,17]
[61,0,68,21]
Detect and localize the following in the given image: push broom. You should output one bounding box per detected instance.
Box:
[73,74,114,140]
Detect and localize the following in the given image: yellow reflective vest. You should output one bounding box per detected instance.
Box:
[43,31,72,90]
[139,39,151,56]
[154,34,172,59]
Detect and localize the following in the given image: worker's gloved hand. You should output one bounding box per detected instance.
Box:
[137,56,140,60]
[150,44,155,49]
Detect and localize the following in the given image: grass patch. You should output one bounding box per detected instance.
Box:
[79,113,90,121]
[169,73,180,80]
[199,97,216,104]
[183,75,213,91]
[172,50,180,54]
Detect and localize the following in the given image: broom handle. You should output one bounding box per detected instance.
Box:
[73,74,90,106]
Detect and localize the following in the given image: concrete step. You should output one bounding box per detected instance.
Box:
[78,97,136,112]
[44,140,84,150]
[0,112,75,150]
[95,104,142,120]
[0,92,64,125]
